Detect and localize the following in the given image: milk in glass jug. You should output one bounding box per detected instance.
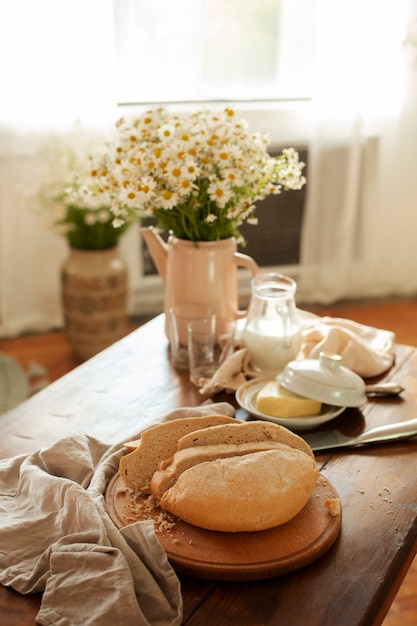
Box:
[242,273,301,372]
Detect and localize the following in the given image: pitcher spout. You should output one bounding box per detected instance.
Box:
[140,226,169,284]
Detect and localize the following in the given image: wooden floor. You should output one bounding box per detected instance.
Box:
[1,298,417,625]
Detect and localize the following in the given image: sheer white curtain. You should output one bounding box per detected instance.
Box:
[0,0,141,336]
[298,0,417,303]
[1,0,416,337]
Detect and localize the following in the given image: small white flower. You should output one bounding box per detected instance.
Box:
[158,123,176,142]
[175,177,198,197]
[158,188,180,210]
[182,158,200,180]
[166,163,185,185]
[207,179,233,208]
[222,167,243,187]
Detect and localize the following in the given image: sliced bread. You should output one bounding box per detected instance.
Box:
[150,440,290,499]
[119,414,236,492]
[176,420,315,461]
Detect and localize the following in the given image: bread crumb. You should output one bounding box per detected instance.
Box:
[125,493,176,532]
[325,498,341,517]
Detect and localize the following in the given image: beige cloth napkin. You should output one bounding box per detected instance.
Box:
[0,402,235,626]
[199,311,396,396]
[297,310,396,377]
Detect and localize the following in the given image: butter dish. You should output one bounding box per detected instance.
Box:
[235,377,345,431]
[277,351,367,408]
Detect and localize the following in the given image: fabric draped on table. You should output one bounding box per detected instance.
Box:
[0,402,235,626]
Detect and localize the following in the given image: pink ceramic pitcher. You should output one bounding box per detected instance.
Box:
[141,227,259,339]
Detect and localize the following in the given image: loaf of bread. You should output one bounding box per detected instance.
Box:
[119,414,236,492]
[159,447,317,532]
[119,417,318,532]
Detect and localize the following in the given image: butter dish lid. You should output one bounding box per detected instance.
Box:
[277,351,367,407]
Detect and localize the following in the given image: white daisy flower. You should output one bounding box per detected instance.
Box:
[158,188,180,210]
[207,179,233,208]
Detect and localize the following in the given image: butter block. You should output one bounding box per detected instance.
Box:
[256,381,322,418]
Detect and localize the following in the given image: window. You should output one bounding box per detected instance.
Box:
[114,0,315,105]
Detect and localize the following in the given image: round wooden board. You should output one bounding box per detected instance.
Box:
[105,472,342,581]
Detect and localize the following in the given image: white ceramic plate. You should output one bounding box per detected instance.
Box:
[235,377,345,432]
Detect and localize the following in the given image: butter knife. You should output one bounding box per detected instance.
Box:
[303,418,417,452]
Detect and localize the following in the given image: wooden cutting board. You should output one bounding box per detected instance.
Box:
[105,472,342,581]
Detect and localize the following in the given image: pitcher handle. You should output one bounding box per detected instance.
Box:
[233,252,259,319]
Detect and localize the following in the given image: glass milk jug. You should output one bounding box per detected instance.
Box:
[242,273,301,372]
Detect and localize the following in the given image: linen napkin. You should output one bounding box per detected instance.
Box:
[0,402,235,626]
[198,310,396,396]
[297,310,396,377]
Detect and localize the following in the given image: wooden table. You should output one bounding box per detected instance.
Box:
[1,314,417,625]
